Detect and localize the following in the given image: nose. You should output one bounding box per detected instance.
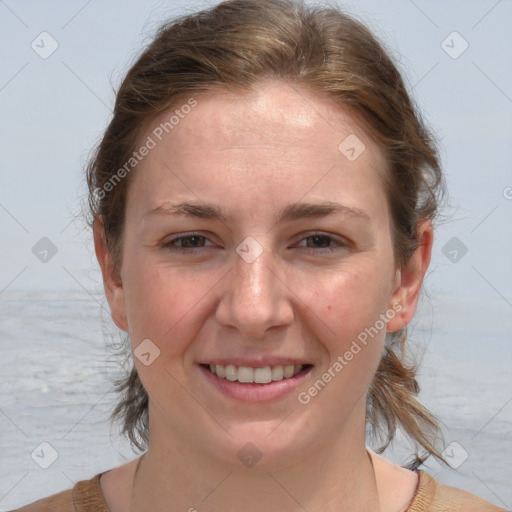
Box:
[215,241,294,339]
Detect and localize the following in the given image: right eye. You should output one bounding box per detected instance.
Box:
[162,233,216,254]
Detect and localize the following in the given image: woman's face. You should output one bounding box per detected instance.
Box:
[101,81,425,467]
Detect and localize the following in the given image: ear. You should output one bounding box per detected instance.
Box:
[93,217,128,331]
[386,219,433,332]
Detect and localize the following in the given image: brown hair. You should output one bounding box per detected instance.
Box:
[87,0,446,467]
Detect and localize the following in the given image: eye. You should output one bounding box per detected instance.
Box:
[295,232,348,254]
[162,233,215,254]
[162,231,348,255]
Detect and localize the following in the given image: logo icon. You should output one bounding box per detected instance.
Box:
[134,339,161,366]
[441,32,469,59]
[237,442,263,468]
[236,236,263,264]
[338,134,366,161]
[31,32,59,59]
[442,441,469,469]
[31,441,59,469]
[32,237,58,263]
[442,236,468,263]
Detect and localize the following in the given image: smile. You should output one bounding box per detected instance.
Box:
[198,362,313,401]
[207,363,305,383]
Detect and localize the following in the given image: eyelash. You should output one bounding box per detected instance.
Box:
[162,232,348,255]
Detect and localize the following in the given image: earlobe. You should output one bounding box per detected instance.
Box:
[93,218,128,331]
[386,220,433,333]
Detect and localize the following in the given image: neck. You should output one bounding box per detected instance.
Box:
[129,404,381,511]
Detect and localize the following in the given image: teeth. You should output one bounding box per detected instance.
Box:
[215,364,226,379]
[237,366,254,383]
[283,364,295,378]
[224,365,235,381]
[271,365,284,381]
[254,366,272,384]
[207,363,305,383]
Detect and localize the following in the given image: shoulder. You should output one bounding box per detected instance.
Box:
[8,474,108,512]
[9,487,75,512]
[407,471,508,512]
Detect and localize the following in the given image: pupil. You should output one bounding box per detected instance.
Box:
[184,236,203,247]
[310,235,329,248]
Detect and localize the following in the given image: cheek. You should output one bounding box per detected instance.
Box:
[123,257,179,339]
[305,262,391,352]
[122,255,224,361]
[123,261,211,409]
[297,265,390,420]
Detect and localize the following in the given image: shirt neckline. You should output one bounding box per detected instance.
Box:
[90,466,427,512]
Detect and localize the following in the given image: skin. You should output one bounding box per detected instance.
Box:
[95,80,433,511]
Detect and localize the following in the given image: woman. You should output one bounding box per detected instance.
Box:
[13,0,506,510]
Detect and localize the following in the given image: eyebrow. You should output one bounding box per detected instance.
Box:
[144,200,372,225]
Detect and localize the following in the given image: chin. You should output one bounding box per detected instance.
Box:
[199,419,319,470]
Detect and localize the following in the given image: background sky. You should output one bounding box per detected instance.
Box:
[0,0,511,304]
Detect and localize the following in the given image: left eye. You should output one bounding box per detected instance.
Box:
[162,232,346,254]
[295,233,346,254]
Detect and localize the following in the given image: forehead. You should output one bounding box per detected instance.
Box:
[150,82,377,151]
[128,82,388,222]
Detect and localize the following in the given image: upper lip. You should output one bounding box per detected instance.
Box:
[198,359,312,368]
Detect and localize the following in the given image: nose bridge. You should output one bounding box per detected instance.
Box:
[238,248,272,302]
[216,236,293,337]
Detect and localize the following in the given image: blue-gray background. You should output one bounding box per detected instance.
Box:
[0,0,511,510]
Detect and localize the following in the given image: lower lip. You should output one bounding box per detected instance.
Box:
[198,365,313,402]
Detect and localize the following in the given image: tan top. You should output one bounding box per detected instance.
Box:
[11,470,507,511]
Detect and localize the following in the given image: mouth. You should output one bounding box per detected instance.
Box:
[204,363,308,383]
[198,362,313,401]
